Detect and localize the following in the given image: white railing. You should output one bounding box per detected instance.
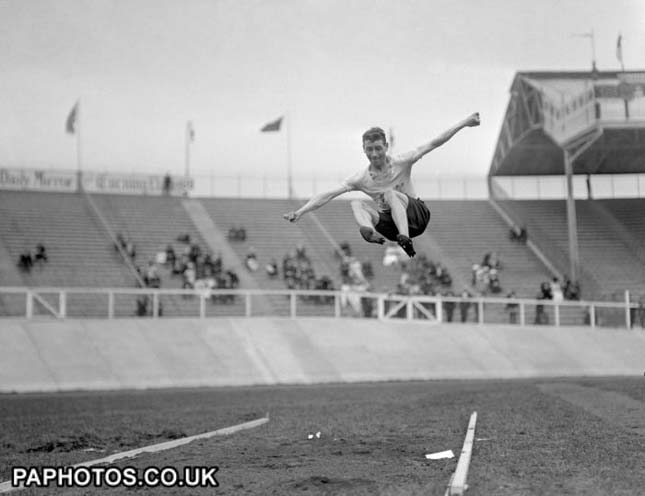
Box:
[0,287,640,329]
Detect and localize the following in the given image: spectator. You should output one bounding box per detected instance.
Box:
[509,225,528,243]
[227,226,246,241]
[550,277,564,303]
[362,260,374,280]
[534,282,551,325]
[339,241,352,258]
[165,244,176,267]
[383,245,404,267]
[18,250,33,273]
[563,277,580,300]
[245,247,259,272]
[459,288,472,322]
[115,232,127,252]
[489,268,502,294]
[34,243,48,264]
[136,295,149,317]
[314,275,335,304]
[443,290,456,322]
[176,233,191,244]
[162,173,172,195]
[126,240,136,260]
[295,242,307,260]
[183,262,196,290]
[505,291,519,324]
[144,261,161,288]
[238,226,247,241]
[265,258,279,278]
[212,253,223,275]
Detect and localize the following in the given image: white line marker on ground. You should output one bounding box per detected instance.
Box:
[0,416,269,494]
[445,411,477,496]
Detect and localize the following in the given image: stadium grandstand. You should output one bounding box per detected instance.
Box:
[489,70,645,301]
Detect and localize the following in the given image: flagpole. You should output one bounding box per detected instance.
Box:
[286,112,293,200]
[76,99,82,192]
[185,121,190,178]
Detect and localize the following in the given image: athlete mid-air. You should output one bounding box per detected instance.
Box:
[283,113,480,257]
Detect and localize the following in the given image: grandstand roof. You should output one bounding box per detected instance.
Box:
[490,70,645,177]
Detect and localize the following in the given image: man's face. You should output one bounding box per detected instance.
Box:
[363,139,388,167]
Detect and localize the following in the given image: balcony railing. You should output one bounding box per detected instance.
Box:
[1,287,640,330]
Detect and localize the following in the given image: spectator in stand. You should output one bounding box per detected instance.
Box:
[202,251,214,274]
[459,288,472,322]
[550,277,564,303]
[443,290,456,322]
[488,268,502,294]
[534,281,551,324]
[176,233,191,244]
[562,277,580,300]
[144,261,161,288]
[165,244,176,267]
[362,260,374,280]
[183,262,196,291]
[18,250,33,273]
[212,252,223,275]
[509,225,528,243]
[314,275,335,304]
[266,258,279,278]
[482,251,502,270]
[34,243,48,265]
[383,245,404,267]
[162,173,172,195]
[505,291,519,324]
[136,294,149,317]
[227,226,246,241]
[295,242,307,261]
[126,239,136,260]
[339,241,352,258]
[245,247,259,272]
[115,232,127,252]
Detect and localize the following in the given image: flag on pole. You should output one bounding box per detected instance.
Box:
[616,34,624,68]
[187,121,195,142]
[387,127,395,150]
[66,102,78,134]
[261,116,283,132]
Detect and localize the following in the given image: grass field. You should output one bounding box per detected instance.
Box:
[1,377,645,495]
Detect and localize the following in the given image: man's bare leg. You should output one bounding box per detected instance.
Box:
[383,190,410,237]
[350,200,385,244]
[383,190,415,257]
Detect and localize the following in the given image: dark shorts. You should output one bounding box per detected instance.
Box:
[374,196,431,242]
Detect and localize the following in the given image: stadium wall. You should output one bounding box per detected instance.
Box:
[1,318,643,393]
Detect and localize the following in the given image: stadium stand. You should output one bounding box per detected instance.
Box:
[198,198,344,316]
[422,200,552,297]
[500,199,645,298]
[90,194,218,316]
[0,191,132,288]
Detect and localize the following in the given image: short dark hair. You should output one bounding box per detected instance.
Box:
[362,127,387,145]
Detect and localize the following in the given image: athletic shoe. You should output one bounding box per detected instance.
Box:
[396,234,416,257]
[359,226,385,244]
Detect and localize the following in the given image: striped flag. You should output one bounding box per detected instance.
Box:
[261,116,283,132]
[66,102,78,134]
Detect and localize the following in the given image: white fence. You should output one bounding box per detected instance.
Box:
[0,287,641,329]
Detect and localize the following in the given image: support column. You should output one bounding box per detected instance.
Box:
[564,150,580,283]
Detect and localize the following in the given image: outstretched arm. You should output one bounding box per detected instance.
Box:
[410,112,480,163]
[283,183,352,223]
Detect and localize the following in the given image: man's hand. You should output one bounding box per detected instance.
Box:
[465,112,480,127]
[283,211,301,223]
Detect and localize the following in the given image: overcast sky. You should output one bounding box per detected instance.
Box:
[1,0,644,182]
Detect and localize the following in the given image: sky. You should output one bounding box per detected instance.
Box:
[1,0,644,184]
